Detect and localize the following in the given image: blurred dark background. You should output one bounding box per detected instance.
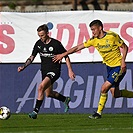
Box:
[0,0,132,12]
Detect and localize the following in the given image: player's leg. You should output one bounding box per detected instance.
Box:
[120,90,133,98]
[45,85,66,101]
[110,87,119,98]
[110,86,133,98]
[45,69,71,113]
[29,77,51,119]
[110,67,133,98]
[89,66,119,119]
[45,85,71,113]
[89,80,112,119]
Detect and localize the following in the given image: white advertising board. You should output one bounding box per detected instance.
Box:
[0,11,133,63]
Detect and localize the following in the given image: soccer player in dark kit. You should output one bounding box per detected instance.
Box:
[18,24,75,119]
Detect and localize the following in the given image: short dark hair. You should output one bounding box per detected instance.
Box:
[89,20,103,29]
[37,24,48,33]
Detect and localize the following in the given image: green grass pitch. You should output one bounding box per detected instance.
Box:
[0,113,133,133]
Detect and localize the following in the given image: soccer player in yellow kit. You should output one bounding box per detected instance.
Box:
[53,19,133,119]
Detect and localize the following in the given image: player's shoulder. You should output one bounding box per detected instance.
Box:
[35,39,42,44]
[51,38,62,46]
[51,38,60,43]
[106,31,118,37]
[90,36,95,40]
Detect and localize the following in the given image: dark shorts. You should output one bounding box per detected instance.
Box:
[41,69,60,84]
[107,66,126,87]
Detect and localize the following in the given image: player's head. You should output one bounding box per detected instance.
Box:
[89,20,103,29]
[89,20,104,38]
[37,24,49,42]
[37,24,49,33]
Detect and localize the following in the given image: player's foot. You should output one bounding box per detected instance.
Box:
[89,112,101,119]
[64,97,71,113]
[29,111,37,119]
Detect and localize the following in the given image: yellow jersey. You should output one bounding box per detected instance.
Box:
[84,31,124,67]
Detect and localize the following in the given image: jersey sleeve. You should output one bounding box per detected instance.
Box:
[84,39,93,48]
[31,43,38,57]
[58,43,67,54]
[57,42,68,58]
[115,34,124,47]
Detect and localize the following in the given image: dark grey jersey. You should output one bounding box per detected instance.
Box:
[32,38,67,70]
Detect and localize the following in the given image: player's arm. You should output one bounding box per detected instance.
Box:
[120,43,128,72]
[18,55,35,72]
[53,43,85,62]
[65,56,75,80]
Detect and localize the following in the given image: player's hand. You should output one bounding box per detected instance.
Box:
[68,70,75,80]
[121,66,126,73]
[53,54,63,63]
[18,66,24,72]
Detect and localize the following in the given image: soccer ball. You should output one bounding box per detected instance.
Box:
[0,106,11,120]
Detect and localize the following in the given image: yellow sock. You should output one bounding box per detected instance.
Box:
[97,93,108,115]
[120,90,133,98]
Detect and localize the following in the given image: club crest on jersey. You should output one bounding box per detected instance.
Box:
[49,47,53,51]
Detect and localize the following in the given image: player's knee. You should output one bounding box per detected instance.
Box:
[101,88,107,93]
[45,93,51,97]
[113,92,120,98]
